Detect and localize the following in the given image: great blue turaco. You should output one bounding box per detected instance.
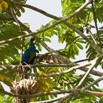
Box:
[21,37,39,78]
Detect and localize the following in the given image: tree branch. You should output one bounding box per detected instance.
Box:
[0,0,98,65]
[84,75,103,89]
[91,1,100,43]
[14,0,103,55]
[0,63,90,77]
[0,0,98,66]
[13,0,91,21]
[1,56,103,77]
[1,0,102,57]
[1,88,103,99]
[87,26,98,45]
[77,54,103,88]
[58,55,103,103]
[0,0,92,45]
[12,1,59,20]
[74,58,89,63]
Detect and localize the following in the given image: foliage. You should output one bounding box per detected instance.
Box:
[0,0,8,12]
[0,0,103,102]
[0,95,13,103]
[36,68,58,93]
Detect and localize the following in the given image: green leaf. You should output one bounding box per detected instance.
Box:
[21,7,25,13]
[76,42,83,50]
[45,37,51,42]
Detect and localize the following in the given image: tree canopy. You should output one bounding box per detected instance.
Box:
[0,0,103,103]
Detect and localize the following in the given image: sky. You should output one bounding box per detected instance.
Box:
[19,0,103,88]
[3,0,103,91]
[19,0,103,81]
[20,0,62,31]
[3,0,75,92]
[19,0,66,53]
[3,0,64,91]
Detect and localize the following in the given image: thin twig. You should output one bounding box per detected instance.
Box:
[1,59,103,77]
[83,75,103,89]
[74,58,89,63]
[87,26,98,45]
[0,0,92,45]
[57,55,103,103]
[91,1,100,43]
[0,63,90,77]
[10,6,23,64]
[77,54,103,88]
[1,88,103,99]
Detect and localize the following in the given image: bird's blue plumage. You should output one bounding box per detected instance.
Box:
[22,38,38,65]
[21,38,39,79]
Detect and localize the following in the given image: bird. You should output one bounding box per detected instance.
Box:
[21,38,39,78]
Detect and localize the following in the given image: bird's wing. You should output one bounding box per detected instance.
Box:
[27,51,36,64]
[22,49,30,64]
